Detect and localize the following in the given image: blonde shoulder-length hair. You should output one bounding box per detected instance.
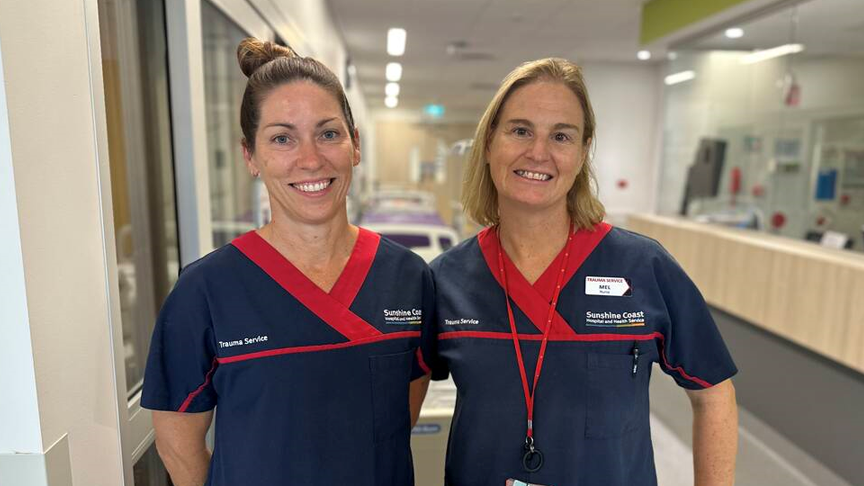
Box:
[462,58,605,230]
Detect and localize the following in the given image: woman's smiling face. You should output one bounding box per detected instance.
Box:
[487,81,587,216]
[243,81,359,225]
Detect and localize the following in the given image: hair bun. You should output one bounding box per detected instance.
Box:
[237,37,297,78]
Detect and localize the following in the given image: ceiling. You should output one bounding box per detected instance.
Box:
[685,0,864,57]
[326,0,650,122]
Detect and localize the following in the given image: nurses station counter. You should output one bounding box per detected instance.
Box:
[627,214,864,375]
[412,377,456,486]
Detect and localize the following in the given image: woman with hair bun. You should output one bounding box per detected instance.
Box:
[141,37,433,486]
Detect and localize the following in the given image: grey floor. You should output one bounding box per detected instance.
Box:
[649,364,852,486]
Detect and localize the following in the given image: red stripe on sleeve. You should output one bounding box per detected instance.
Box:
[415,346,431,375]
[178,357,218,412]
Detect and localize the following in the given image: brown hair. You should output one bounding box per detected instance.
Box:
[237,37,356,152]
[461,58,605,230]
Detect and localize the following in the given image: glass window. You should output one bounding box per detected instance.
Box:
[201,1,261,247]
[98,0,179,395]
[658,0,864,252]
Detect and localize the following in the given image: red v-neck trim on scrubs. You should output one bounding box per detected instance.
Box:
[232,229,383,341]
[478,222,612,338]
[328,227,380,307]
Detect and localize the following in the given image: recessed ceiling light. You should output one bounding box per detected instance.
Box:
[725,27,744,39]
[387,28,406,56]
[385,96,398,108]
[385,82,400,97]
[637,50,651,61]
[667,51,678,61]
[386,62,402,82]
[664,70,696,85]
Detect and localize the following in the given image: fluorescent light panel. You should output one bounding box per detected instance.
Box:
[387,28,406,56]
[386,62,402,82]
[385,96,398,108]
[637,50,651,61]
[664,70,696,85]
[740,44,804,64]
[385,82,400,97]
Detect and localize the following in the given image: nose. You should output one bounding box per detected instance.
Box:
[527,136,551,162]
[294,140,324,171]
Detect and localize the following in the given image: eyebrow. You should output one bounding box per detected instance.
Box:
[503,118,581,133]
[263,118,340,130]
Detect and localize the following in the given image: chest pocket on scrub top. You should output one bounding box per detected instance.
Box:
[585,351,650,439]
[369,348,414,443]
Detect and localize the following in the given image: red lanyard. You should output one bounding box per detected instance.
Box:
[496,224,574,472]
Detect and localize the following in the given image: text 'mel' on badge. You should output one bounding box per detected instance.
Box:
[584,276,631,297]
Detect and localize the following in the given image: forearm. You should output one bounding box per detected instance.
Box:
[157,443,211,486]
[689,381,738,486]
[152,410,214,486]
[409,374,431,427]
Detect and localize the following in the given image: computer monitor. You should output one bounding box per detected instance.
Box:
[680,138,728,215]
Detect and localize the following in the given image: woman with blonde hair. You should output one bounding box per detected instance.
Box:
[429,58,738,486]
[141,38,433,486]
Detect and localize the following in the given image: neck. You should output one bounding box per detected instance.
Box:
[497,202,571,264]
[262,212,357,269]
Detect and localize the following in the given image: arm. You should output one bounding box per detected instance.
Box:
[685,379,738,486]
[409,374,431,427]
[152,410,214,486]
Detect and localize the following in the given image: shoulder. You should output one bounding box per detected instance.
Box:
[430,233,480,274]
[176,243,244,284]
[164,244,245,305]
[596,225,676,265]
[602,225,665,253]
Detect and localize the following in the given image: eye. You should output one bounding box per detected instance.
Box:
[321,130,340,141]
[553,132,573,143]
[511,126,531,137]
[272,135,290,144]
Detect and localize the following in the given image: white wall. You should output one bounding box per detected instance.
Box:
[0,0,125,485]
[0,19,43,457]
[581,62,664,224]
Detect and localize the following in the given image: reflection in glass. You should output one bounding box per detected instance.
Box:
[658,1,864,251]
[98,0,180,395]
[202,1,259,247]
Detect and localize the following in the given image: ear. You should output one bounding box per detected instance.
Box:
[242,139,259,177]
[352,128,361,167]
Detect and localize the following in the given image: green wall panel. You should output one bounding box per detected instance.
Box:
[641,0,753,44]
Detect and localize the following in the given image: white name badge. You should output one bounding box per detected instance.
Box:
[506,480,550,486]
[585,276,632,297]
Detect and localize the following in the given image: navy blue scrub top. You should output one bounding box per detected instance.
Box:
[141,228,434,486]
[429,223,737,486]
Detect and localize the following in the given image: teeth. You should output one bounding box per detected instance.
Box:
[516,170,552,181]
[293,179,332,192]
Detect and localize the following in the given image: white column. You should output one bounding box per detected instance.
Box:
[166,0,215,265]
[0,1,126,484]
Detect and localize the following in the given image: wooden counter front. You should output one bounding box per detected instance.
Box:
[627,214,864,375]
